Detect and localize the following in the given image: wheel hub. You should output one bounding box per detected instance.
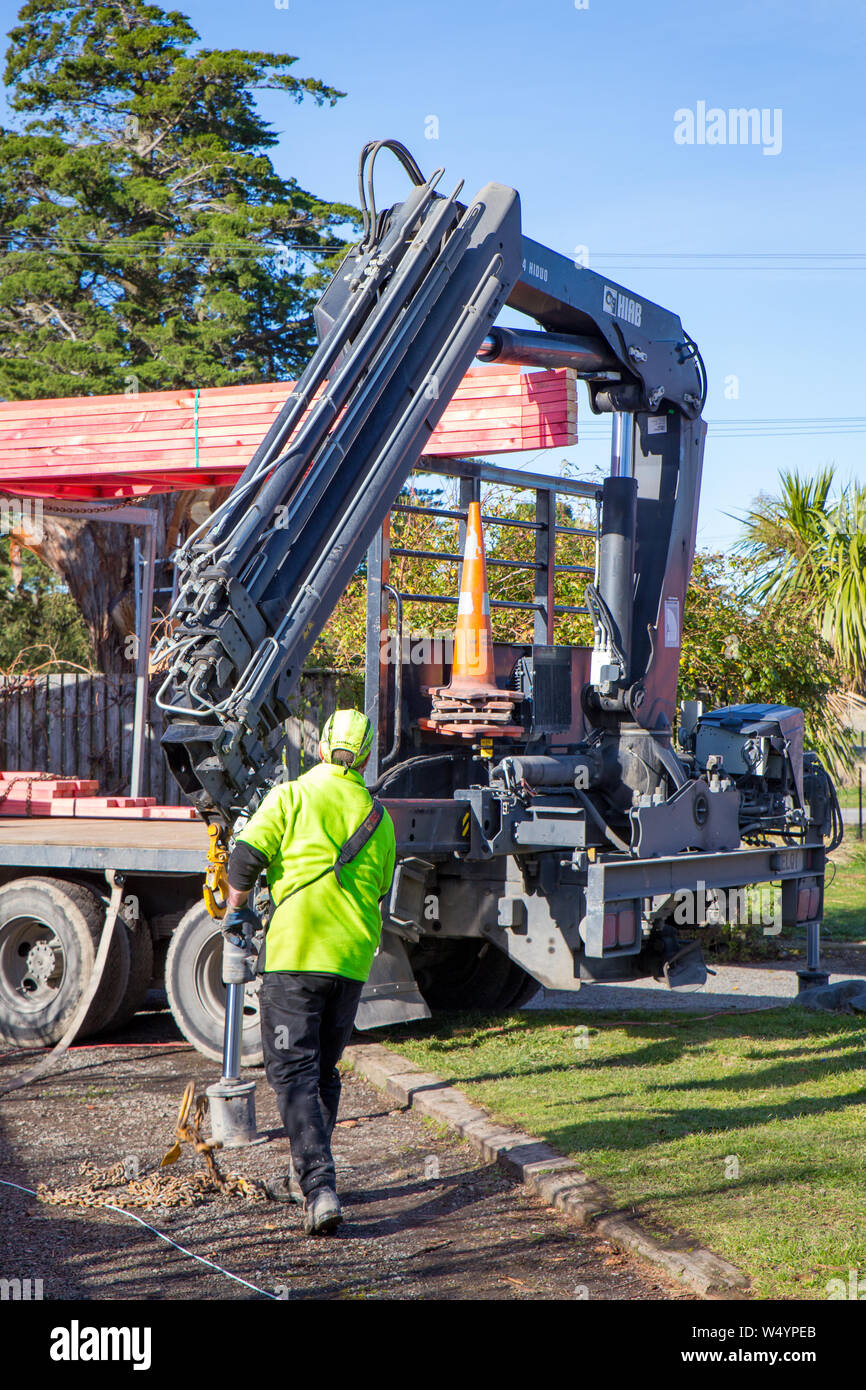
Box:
[0,916,66,1012]
[23,938,61,989]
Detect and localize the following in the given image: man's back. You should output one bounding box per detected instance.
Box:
[223,708,394,1232]
[237,761,396,980]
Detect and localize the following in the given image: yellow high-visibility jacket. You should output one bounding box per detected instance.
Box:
[236,761,396,981]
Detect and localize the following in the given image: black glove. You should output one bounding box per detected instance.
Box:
[221,905,261,940]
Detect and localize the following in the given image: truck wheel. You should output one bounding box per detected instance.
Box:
[410,938,537,1013]
[101,917,154,1034]
[500,970,541,1010]
[0,877,128,1048]
[165,901,263,1067]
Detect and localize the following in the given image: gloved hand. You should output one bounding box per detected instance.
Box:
[220,905,261,941]
[222,932,258,985]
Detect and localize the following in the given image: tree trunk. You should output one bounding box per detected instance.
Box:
[24,490,229,674]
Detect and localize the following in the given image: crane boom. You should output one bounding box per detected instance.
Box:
[156,142,836,1030]
[156,143,703,827]
[157,161,522,822]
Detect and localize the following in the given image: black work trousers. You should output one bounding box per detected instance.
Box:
[259,971,364,1197]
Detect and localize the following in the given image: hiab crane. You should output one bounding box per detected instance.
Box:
[155,140,842,1055]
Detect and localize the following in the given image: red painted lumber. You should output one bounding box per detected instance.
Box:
[0,775,99,794]
[71,803,199,819]
[72,796,158,809]
[0,365,578,501]
[0,798,76,817]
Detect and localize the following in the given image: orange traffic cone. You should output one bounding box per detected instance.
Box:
[448,501,499,697]
[420,500,524,738]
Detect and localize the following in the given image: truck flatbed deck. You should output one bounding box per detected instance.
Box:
[0,816,209,874]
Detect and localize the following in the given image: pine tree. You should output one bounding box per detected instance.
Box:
[0,0,354,398]
[0,0,355,673]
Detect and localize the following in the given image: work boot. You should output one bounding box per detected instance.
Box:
[304,1186,342,1236]
[267,1171,304,1205]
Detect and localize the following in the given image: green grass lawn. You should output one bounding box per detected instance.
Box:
[380,1008,866,1300]
[823,831,866,941]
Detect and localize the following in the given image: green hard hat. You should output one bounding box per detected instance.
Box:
[320,709,373,768]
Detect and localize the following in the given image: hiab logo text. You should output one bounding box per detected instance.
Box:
[49,1321,152,1371]
[603,286,642,327]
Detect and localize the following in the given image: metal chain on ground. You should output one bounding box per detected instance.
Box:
[37,1082,268,1211]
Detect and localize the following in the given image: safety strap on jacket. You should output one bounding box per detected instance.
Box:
[255,798,386,974]
[279,798,385,903]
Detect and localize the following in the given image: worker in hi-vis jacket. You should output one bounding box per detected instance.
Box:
[221,709,396,1236]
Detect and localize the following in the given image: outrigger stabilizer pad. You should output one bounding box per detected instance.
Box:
[207,949,265,1147]
[206,1077,262,1149]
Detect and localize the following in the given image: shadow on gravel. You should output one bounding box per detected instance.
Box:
[338,1166,497,1236]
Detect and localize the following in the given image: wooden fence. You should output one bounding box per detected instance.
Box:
[0,671,362,803]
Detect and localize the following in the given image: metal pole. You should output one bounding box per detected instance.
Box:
[534,487,556,645]
[129,519,156,799]
[206,968,261,1146]
[621,412,635,478]
[476,325,616,375]
[596,414,638,689]
[363,521,389,784]
[805,920,821,974]
[133,536,141,644]
[221,981,244,1081]
[610,412,635,479]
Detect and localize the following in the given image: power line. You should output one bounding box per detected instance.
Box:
[576,431,866,440]
[590,251,866,272]
[595,252,865,258]
[2,235,864,269]
[0,233,346,257]
[574,418,866,441]
[594,266,866,272]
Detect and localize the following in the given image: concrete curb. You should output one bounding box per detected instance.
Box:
[345,1040,750,1301]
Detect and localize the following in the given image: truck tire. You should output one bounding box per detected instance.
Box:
[0,877,128,1048]
[165,901,263,1067]
[410,938,538,1013]
[500,970,541,1010]
[100,918,154,1035]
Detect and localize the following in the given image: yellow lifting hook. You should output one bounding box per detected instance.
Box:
[203,822,230,919]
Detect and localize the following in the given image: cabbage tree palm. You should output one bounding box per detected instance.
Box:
[740,467,866,690]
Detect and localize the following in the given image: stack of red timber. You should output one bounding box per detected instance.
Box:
[0,773,197,819]
[0,365,577,500]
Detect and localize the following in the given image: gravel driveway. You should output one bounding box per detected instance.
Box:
[0,1008,690,1302]
[527,945,866,1014]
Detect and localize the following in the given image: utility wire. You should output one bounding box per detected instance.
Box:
[574,416,866,440]
[1,235,863,269]
[0,234,347,256]
[596,252,866,258]
[0,1177,279,1299]
[591,251,866,271]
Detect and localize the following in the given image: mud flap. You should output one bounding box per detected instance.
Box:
[663,939,709,991]
[355,930,431,1030]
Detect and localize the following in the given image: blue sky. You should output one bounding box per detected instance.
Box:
[2,0,864,549]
